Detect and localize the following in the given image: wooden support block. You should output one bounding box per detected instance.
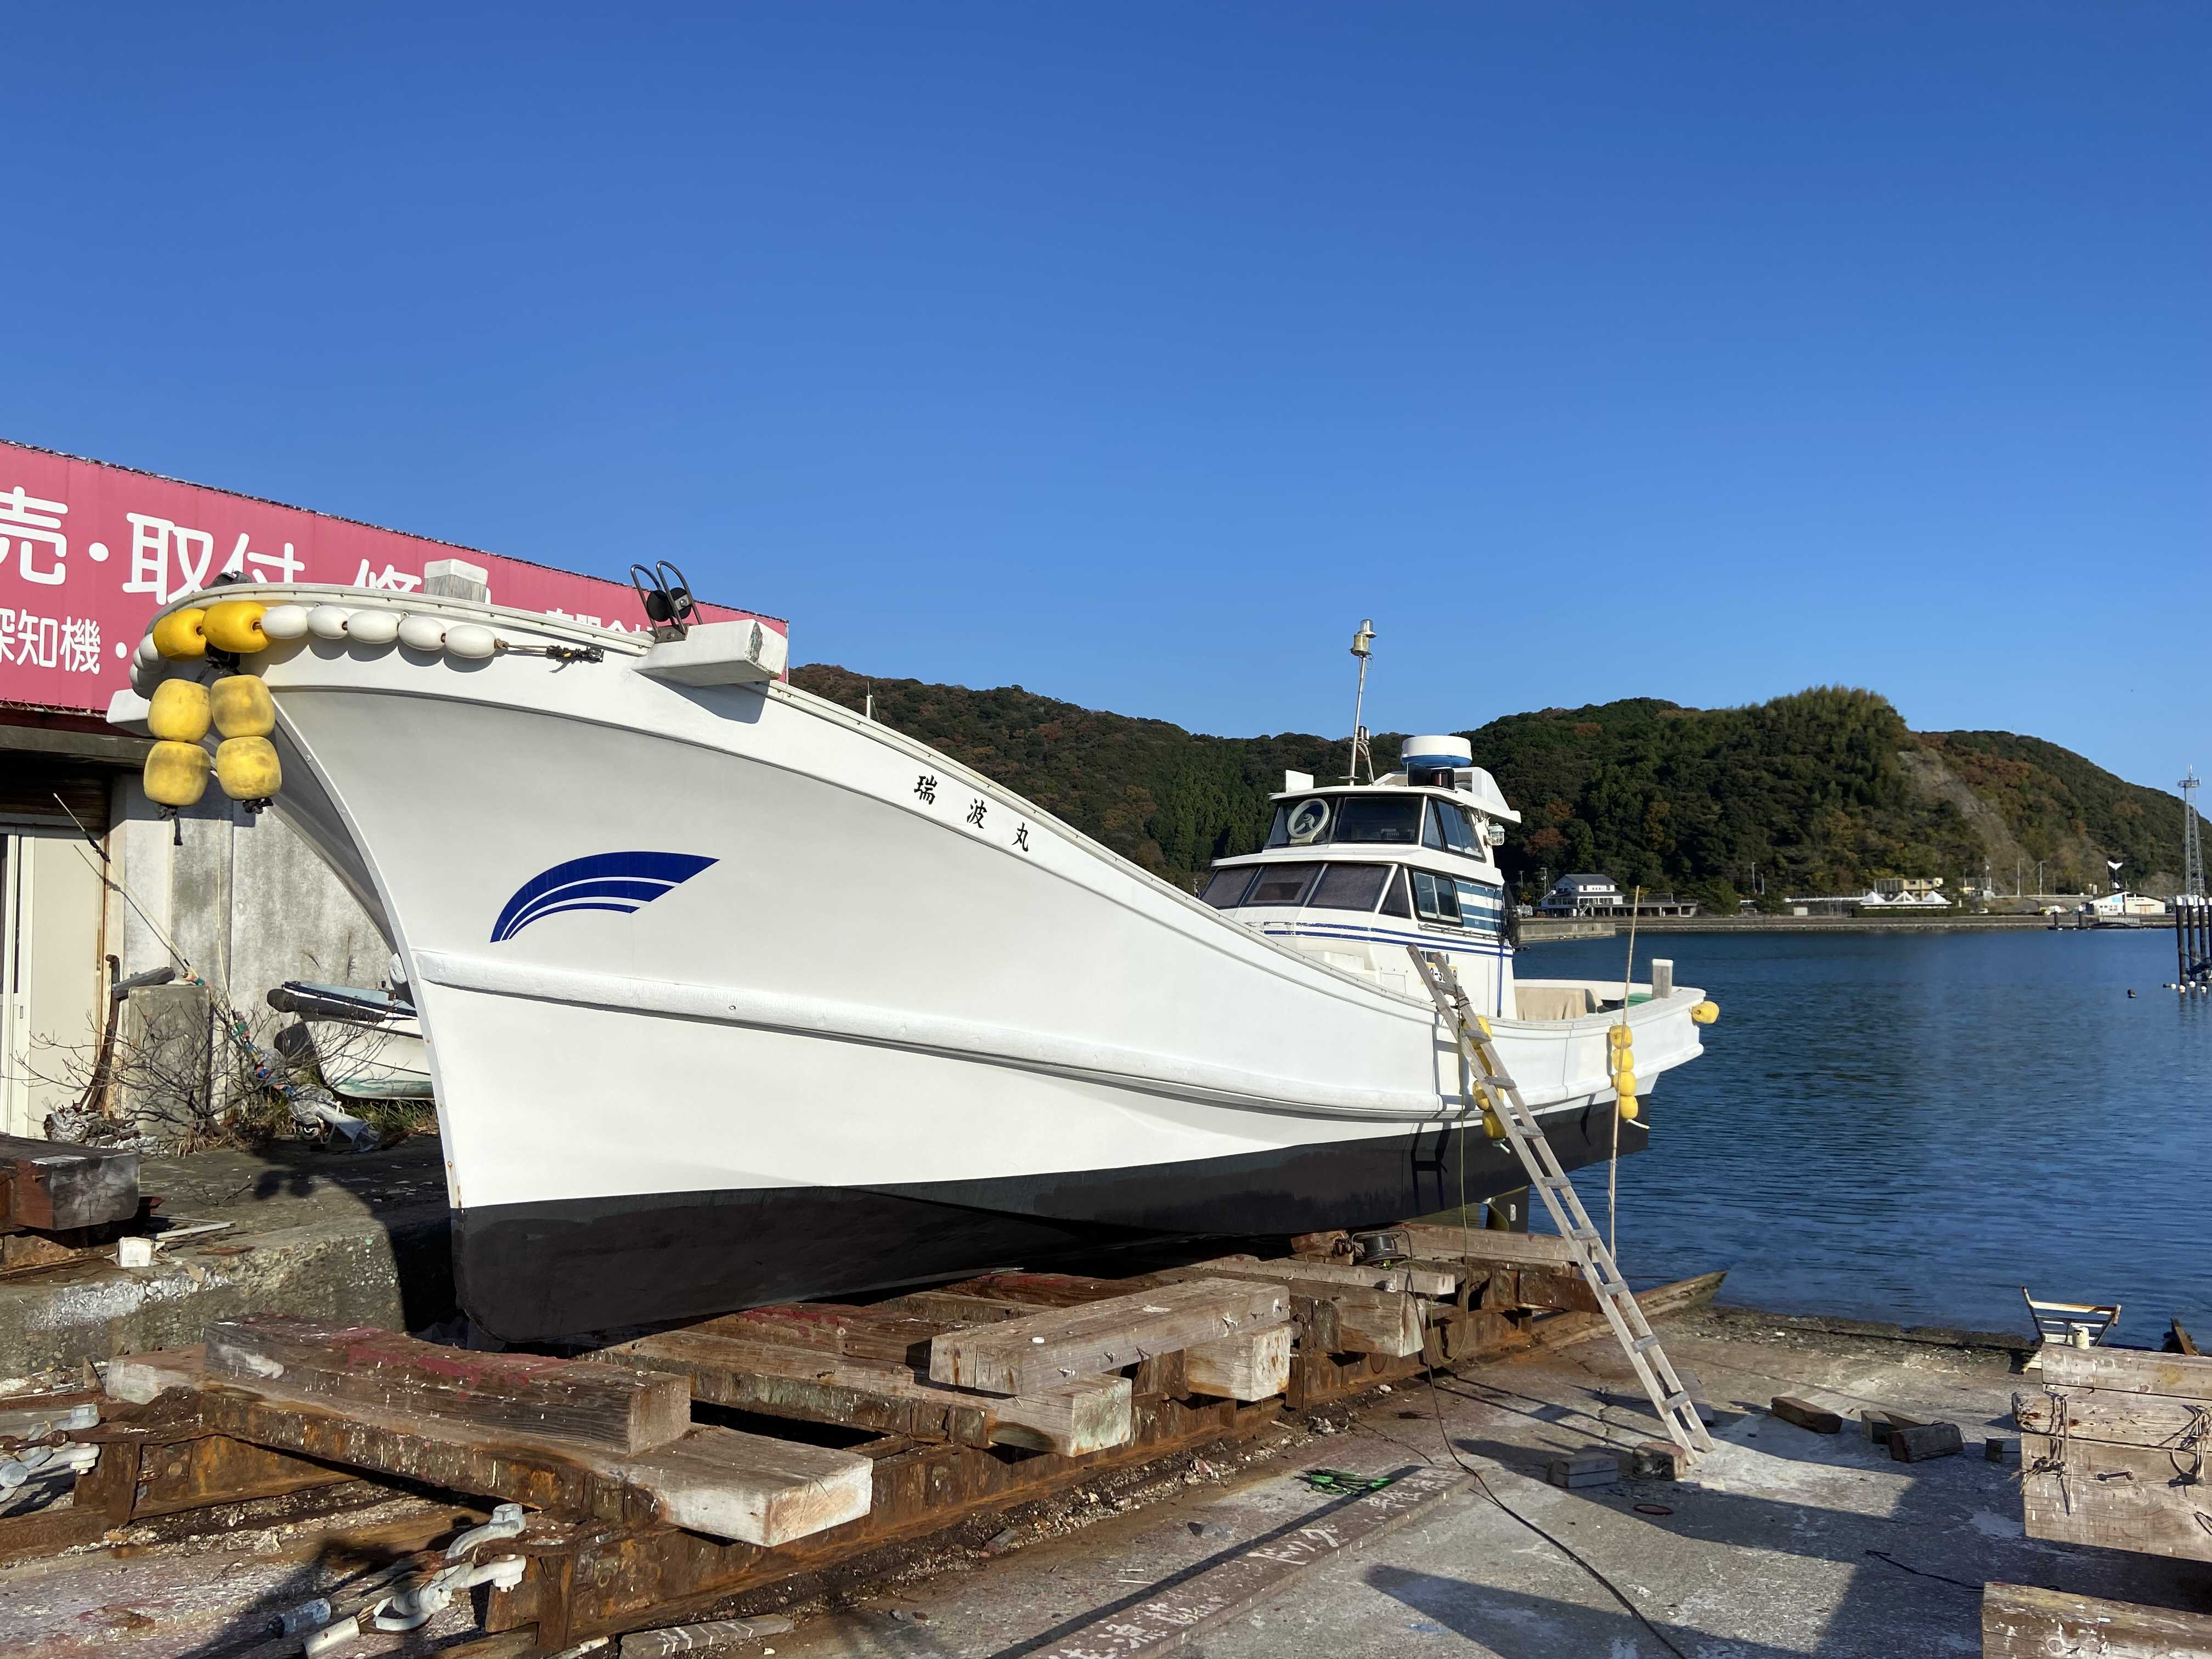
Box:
[2012,1386,2212,1449]
[1860,1408,1922,1449]
[207,1316,693,1453]
[106,1345,206,1405]
[1771,1396,1842,1435]
[927,1278,1289,1395]
[2022,1431,2212,1562]
[1288,1229,1350,1260]
[1396,1224,1577,1267]
[1131,1349,1187,1400]
[602,1426,875,1546]
[696,1306,945,1367]
[1189,1254,1422,1295]
[1629,1441,1683,1480]
[1546,1452,1623,1489]
[1154,1267,1421,1358]
[1184,1327,1292,1403]
[613,1328,1131,1457]
[1481,1263,1598,1314]
[2039,1344,2212,1401]
[0,1133,140,1232]
[1983,1582,2212,1658]
[1889,1421,1962,1462]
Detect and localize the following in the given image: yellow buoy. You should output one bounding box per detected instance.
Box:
[1475,1015,1492,1040]
[146,679,211,742]
[1607,1024,1632,1048]
[1481,1107,1507,1140]
[151,608,208,661]
[1690,1000,1720,1025]
[1612,1068,1638,1096]
[144,741,211,808]
[203,600,269,654]
[210,674,275,738]
[1618,1093,1640,1123]
[215,735,281,800]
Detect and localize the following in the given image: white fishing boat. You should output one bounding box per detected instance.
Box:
[110,586,1718,1339]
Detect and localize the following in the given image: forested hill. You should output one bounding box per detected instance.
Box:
[791,667,2186,908]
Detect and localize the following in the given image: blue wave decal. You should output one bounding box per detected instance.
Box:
[490,851,718,943]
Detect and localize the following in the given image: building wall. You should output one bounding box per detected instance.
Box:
[106,778,394,1020]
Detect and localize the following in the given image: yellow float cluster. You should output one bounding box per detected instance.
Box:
[1691,999,1720,1025]
[140,599,284,810]
[1609,1023,1639,1122]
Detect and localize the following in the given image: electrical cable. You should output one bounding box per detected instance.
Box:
[1421,1363,1691,1659]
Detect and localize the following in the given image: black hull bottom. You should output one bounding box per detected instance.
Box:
[457,1104,1649,1340]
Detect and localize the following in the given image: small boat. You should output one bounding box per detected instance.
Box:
[267,979,435,1102]
[113,587,1717,1339]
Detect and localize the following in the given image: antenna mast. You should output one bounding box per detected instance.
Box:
[1347,619,1375,783]
[2183,766,2205,901]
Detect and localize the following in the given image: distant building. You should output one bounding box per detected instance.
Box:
[1538,874,1699,918]
[2080,891,2168,919]
[1872,877,1945,899]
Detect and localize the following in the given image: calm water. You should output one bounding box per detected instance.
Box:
[1536,927,2211,1338]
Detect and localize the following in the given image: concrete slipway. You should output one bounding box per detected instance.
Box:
[4,1302,2205,1658]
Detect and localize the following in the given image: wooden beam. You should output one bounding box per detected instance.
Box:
[196,1385,872,1547]
[1184,1328,1293,1402]
[2021,1432,2212,1562]
[206,1316,693,1453]
[1770,1397,1839,1434]
[2014,1386,2212,1451]
[1527,1271,1728,1349]
[928,1278,1289,1395]
[1393,1225,1578,1267]
[2038,1345,2212,1401]
[611,1329,1131,1457]
[1187,1253,1457,1299]
[1150,1266,1423,1358]
[1983,1582,2212,1657]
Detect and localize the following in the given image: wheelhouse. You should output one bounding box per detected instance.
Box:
[1200,741,1525,1014]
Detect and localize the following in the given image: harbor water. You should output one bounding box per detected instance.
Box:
[1543,927,2210,1338]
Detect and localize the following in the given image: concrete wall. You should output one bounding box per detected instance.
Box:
[106,776,393,1020]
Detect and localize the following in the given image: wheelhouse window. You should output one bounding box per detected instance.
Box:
[1266,797,1334,848]
[1310,863,1390,912]
[1454,877,1504,930]
[1409,870,1463,926]
[1244,862,1324,906]
[1431,800,1482,855]
[1333,797,1423,845]
[1200,867,1256,909]
[1380,868,1413,918]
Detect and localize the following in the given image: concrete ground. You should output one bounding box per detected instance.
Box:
[0,1138,452,1378]
[769,1307,2211,1659]
[8,1305,2209,1658]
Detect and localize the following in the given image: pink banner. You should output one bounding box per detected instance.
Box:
[0,441,781,716]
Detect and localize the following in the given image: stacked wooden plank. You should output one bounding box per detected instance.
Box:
[202,1316,873,1545]
[1984,1583,2212,1657]
[2014,1345,2212,1563]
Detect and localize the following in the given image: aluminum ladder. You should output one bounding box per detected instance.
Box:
[1407,948,1714,1465]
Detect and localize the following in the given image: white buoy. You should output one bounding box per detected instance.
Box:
[306,605,353,641]
[347,609,400,647]
[445,623,497,660]
[398,615,448,653]
[261,603,311,641]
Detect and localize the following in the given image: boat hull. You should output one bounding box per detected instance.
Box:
[456,1100,1649,1338]
[119,586,1704,1341]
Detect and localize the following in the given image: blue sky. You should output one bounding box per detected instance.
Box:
[7,4,2205,790]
